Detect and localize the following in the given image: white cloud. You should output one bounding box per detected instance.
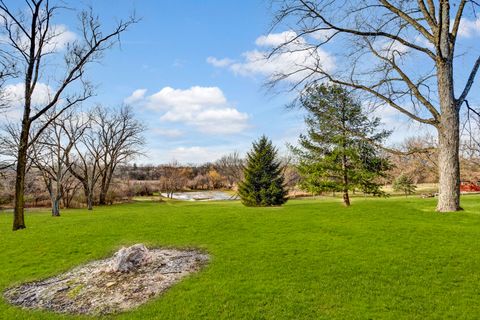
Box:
[46,24,77,52]
[377,39,410,59]
[208,31,335,83]
[255,31,298,47]
[4,82,53,108]
[370,104,436,144]
[0,82,54,122]
[124,88,147,104]
[139,145,239,165]
[127,86,249,134]
[457,18,480,38]
[150,128,184,138]
[309,29,337,42]
[167,146,226,164]
[414,35,434,50]
[206,57,234,67]
[0,24,76,53]
[185,107,249,134]
[148,86,227,110]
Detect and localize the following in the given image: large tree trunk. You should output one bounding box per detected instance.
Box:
[13,125,29,230]
[437,110,461,212]
[436,55,461,212]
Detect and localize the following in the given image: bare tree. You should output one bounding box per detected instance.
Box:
[0,122,33,171]
[30,111,83,216]
[158,161,188,198]
[215,151,244,188]
[61,174,81,209]
[279,154,301,193]
[0,30,18,111]
[266,0,480,211]
[94,105,145,205]
[30,113,78,217]
[0,0,137,229]
[462,107,480,174]
[390,135,439,184]
[64,111,101,211]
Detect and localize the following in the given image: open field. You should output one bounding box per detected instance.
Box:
[381,183,439,195]
[1,196,480,319]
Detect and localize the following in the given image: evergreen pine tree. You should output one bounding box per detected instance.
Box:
[238,136,288,206]
[292,84,391,206]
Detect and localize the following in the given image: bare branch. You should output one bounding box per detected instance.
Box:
[456,55,480,108]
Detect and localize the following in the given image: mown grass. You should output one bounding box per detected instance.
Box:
[1,195,480,319]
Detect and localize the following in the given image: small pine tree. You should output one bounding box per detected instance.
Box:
[238,136,288,206]
[393,174,417,197]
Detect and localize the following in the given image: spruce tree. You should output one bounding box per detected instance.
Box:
[292,84,391,206]
[238,136,288,207]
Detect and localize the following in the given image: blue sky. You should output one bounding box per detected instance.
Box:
[80,0,305,164]
[4,1,480,164]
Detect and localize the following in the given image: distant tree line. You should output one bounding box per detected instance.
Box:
[0,105,145,215]
[1,90,479,213]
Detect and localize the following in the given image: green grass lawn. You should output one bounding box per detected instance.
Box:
[1,196,480,319]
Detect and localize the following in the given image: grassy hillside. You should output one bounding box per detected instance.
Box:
[1,196,480,319]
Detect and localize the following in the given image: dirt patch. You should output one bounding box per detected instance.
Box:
[4,245,209,315]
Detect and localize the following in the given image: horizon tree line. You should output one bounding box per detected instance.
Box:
[0,104,145,215]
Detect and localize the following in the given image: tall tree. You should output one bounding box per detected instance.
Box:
[94,105,145,205]
[63,113,102,211]
[267,0,480,211]
[0,0,137,230]
[238,136,288,207]
[292,85,391,206]
[29,111,82,216]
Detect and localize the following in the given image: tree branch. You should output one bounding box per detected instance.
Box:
[456,55,480,108]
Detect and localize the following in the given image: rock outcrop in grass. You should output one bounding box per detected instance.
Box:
[4,244,209,315]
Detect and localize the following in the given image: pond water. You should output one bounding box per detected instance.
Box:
[161,191,239,201]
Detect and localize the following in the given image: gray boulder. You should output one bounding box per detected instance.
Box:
[107,244,152,273]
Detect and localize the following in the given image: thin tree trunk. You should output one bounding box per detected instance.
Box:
[341,107,350,207]
[342,154,350,207]
[87,192,93,210]
[83,185,93,210]
[13,127,29,230]
[99,189,106,205]
[52,176,62,217]
[99,167,115,205]
[52,198,60,217]
[98,168,107,205]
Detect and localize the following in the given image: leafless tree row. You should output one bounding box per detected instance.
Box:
[0,0,137,229]
[0,105,145,215]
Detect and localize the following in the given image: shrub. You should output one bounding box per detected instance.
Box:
[393,174,417,197]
